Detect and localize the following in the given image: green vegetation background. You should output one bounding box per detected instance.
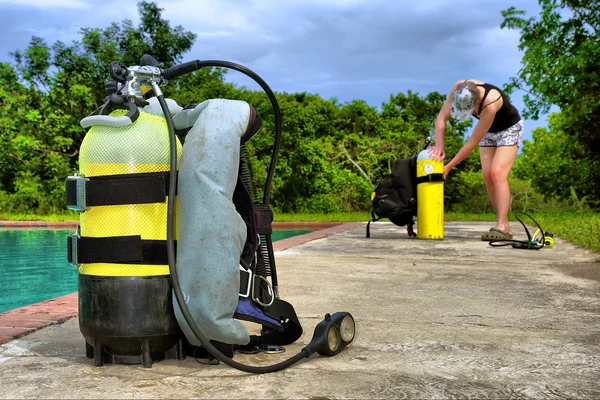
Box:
[0,1,598,252]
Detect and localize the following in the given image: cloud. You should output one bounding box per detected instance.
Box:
[0,5,78,58]
[160,0,529,104]
[0,0,90,9]
[0,0,545,140]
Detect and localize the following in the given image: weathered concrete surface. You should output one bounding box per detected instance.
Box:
[1,221,599,399]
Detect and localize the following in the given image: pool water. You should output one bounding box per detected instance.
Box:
[0,229,310,314]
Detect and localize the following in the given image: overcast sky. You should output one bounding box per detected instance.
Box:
[0,0,549,144]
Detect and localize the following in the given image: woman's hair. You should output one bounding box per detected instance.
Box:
[455,81,480,104]
[451,80,481,120]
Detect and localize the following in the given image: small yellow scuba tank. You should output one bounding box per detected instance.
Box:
[416,146,445,239]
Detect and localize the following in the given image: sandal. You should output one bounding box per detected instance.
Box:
[481,227,513,241]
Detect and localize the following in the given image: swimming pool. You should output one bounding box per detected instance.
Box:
[0,229,310,314]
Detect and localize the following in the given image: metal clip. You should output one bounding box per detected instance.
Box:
[65,173,90,213]
[239,264,253,298]
[252,274,275,307]
[257,344,285,354]
[67,227,81,268]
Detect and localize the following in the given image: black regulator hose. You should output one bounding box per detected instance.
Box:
[488,211,546,250]
[155,62,311,374]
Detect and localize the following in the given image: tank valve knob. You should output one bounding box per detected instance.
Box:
[105,80,119,95]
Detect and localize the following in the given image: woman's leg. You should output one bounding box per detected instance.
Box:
[489,145,519,233]
[480,147,497,214]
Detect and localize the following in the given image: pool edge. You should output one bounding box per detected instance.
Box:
[0,221,362,345]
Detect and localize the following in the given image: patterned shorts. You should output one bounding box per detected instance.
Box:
[479,119,524,147]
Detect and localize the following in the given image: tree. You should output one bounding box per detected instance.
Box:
[513,112,600,205]
[501,0,600,202]
[1,2,198,214]
[0,1,504,215]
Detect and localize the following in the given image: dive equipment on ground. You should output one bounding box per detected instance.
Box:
[65,54,355,373]
[366,139,445,239]
[416,145,444,239]
[534,229,554,248]
[488,212,552,250]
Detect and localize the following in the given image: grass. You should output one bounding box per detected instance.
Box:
[2,210,598,255]
[274,212,371,222]
[522,212,600,255]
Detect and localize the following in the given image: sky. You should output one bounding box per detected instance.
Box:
[0,0,551,144]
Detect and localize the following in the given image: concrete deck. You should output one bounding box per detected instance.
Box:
[0,221,599,399]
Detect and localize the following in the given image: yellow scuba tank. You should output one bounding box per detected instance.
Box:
[78,110,181,277]
[66,103,183,367]
[416,148,444,239]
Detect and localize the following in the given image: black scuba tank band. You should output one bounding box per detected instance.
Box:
[66,171,176,210]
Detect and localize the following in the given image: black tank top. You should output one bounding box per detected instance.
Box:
[471,82,521,133]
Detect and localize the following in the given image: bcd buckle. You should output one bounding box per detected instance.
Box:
[67,228,81,268]
[252,274,275,307]
[239,264,274,307]
[65,173,90,213]
[239,264,253,298]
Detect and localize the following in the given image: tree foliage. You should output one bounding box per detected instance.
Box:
[1,1,197,214]
[0,1,479,215]
[1,1,593,216]
[501,0,600,202]
[513,112,600,205]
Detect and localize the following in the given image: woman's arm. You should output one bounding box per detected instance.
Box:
[443,102,500,175]
[430,80,465,160]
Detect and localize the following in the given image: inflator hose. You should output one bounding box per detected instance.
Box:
[156,62,312,374]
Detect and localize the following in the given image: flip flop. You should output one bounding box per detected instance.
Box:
[481,227,513,241]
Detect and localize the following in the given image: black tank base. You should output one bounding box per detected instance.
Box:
[78,274,185,368]
[85,337,186,368]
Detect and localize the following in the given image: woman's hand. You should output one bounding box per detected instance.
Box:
[443,164,452,178]
[428,146,445,161]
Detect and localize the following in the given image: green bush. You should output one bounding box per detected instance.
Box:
[445,169,588,215]
[299,194,345,213]
[448,170,490,213]
[0,1,597,218]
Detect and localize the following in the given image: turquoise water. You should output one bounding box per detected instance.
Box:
[0,229,310,314]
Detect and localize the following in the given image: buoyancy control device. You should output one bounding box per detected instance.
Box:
[65,54,356,373]
[366,139,445,239]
